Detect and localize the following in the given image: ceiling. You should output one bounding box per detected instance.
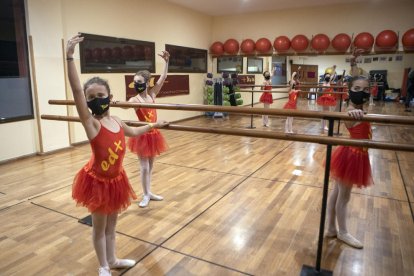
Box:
[166,0,396,16]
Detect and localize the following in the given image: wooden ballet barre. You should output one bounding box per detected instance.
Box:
[40,115,414,152]
[297,85,350,89]
[237,84,290,88]
[237,89,290,93]
[48,100,414,125]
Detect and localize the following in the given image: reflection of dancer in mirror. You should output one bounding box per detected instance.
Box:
[259,68,275,127]
[284,70,300,133]
[326,48,372,249]
[127,51,170,208]
[317,70,337,131]
[66,34,168,275]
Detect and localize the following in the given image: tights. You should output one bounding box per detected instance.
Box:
[139,157,154,196]
[92,212,118,268]
[327,180,352,235]
[262,103,270,126]
[285,117,294,133]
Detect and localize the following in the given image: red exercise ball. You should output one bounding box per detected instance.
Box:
[273,36,291,52]
[375,30,398,50]
[332,33,351,52]
[102,48,112,60]
[224,39,240,54]
[210,41,224,55]
[122,45,133,60]
[241,39,255,54]
[353,32,374,51]
[112,47,122,59]
[291,35,309,52]
[92,48,102,61]
[402,28,414,51]
[311,34,330,52]
[133,45,144,59]
[255,38,272,53]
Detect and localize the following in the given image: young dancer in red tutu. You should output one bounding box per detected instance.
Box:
[66,34,168,275]
[259,69,274,127]
[127,51,170,207]
[284,71,300,133]
[317,73,337,131]
[326,49,371,249]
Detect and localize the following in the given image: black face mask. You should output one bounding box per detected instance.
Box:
[325,77,331,82]
[87,96,110,115]
[349,90,370,105]
[264,75,270,80]
[134,82,147,93]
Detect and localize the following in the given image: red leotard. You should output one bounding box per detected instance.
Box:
[330,121,373,188]
[317,87,337,107]
[72,119,137,214]
[259,84,273,104]
[127,96,168,157]
[283,90,299,109]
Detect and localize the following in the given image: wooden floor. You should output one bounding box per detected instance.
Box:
[1,99,413,275]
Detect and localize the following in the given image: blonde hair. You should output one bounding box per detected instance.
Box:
[135,70,151,83]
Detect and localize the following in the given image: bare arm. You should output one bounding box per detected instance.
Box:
[117,117,169,137]
[150,51,170,97]
[66,34,99,139]
[350,48,364,77]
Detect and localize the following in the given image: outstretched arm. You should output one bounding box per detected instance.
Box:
[120,118,169,137]
[150,51,170,97]
[66,34,98,139]
[350,48,364,77]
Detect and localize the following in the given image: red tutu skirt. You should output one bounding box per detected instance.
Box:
[260,92,273,104]
[317,94,337,106]
[128,129,168,158]
[330,146,373,188]
[283,91,299,109]
[72,165,137,214]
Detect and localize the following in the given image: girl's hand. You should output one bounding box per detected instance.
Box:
[348,109,364,120]
[66,34,84,58]
[155,120,169,128]
[350,48,364,64]
[158,51,170,63]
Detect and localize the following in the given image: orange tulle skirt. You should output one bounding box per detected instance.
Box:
[283,100,297,109]
[127,129,168,158]
[330,146,373,188]
[260,92,273,104]
[317,94,337,106]
[72,165,137,214]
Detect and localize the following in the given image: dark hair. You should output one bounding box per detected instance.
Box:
[83,77,111,94]
[263,71,270,77]
[347,75,369,90]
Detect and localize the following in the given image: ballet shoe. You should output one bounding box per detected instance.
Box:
[149,193,163,201]
[337,232,363,249]
[98,267,111,276]
[138,195,150,208]
[109,259,136,269]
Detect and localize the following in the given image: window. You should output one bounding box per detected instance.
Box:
[166,44,207,73]
[0,0,33,123]
[217,56,243,73]
[247,57,263,73]
[79,33,155,73]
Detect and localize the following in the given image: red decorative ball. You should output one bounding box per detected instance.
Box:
[122,45,133,59]
[375,30,398,50]
[92,48,102,61]
[291,35,309,52]
[210,41,224,55]
[112,47,122,59]
[102,48,112,60]
[353,32,374,51]
[223,39,240,54]
[83,48,92,61]
[133,45,144,59]
[241,39,255,54]
[311,34,330,52]
[332,33,351,52]
[402,28,414,51]
[255,38,272,53]
[273,36,291,52]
